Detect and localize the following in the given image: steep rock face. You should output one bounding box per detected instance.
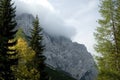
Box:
[43,32,97,80]
[16,13,34,36]
[16,13,97,80]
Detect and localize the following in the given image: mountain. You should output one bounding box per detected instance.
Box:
[16,13,97,80]
[16,29,76,80]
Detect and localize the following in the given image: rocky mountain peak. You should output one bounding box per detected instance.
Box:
[16,13,97,80]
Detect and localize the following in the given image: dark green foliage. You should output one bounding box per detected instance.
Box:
[29,16,48,80]
[94,0,120,80]
[0,0,18,80]
[46,67,76,80]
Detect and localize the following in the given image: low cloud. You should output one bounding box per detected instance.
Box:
[13,0,76,38]
[12,0,101,55]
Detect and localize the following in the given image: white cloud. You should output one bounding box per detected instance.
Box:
[13,0,76,38]
[13,0,55,14]
[48,0,100,55]
[13,0,100,55]
[18,0,54,11]
[72,0,98,19]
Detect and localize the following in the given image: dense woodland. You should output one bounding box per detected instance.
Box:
[0,0,120,80]
[0,0,47,80]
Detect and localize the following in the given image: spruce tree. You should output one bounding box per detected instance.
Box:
[0,0,18,80]
[94,0,120,80]
[29,16,48,80]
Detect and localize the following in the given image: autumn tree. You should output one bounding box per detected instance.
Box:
[13,38,39,80]
[0,0,18,79]
[94,0,120,80]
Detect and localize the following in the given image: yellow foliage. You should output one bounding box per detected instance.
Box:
[12,38,40,80]
[16,38,35,62]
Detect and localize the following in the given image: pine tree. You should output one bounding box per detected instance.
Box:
[29,16,48,80]
[0,0,18,79]
[94,0,120,80]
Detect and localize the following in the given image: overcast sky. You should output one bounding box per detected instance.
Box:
[13,0,100,55]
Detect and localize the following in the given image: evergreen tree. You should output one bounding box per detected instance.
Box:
[29,16,48,80]
[94,0,120,80]
[0,0,18,79]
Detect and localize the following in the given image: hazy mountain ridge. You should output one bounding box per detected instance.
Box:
[43,32,97,80]
[16,13,97,80]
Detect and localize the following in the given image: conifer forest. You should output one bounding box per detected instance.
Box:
[0,0,120,80]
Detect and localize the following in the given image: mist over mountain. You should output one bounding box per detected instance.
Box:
[13,0,76,39]
[16,13,97,80]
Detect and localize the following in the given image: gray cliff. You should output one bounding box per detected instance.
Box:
[16,13,97,80]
